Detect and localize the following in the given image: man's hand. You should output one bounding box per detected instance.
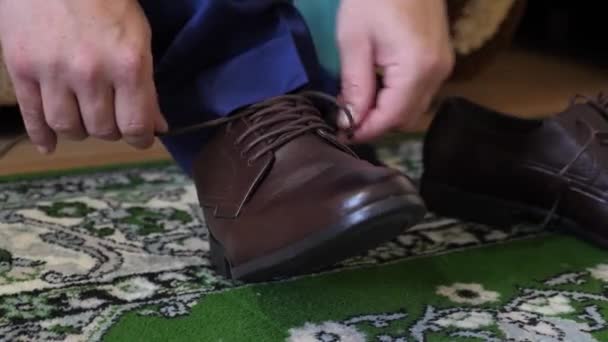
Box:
[337,0,454,142]
[0,0,167,154]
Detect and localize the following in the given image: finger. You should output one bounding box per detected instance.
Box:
[78,84,120,141]
[396,77,444,132]
[351,71,429,142]
[114,55,159,149]
[337,30,376,129]
[153,107,169,134]
[12,79,57,154]
[41,84,87,141]
[396,64,451,131]
[398,90,434,131]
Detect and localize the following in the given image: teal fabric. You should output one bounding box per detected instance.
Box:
[294,0,341,77]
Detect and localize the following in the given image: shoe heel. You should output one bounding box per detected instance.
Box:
[420,178,544,227]
[209,235,233,279]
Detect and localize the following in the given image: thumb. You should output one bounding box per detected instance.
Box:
[337,32,376,130]
[154,110,169,134]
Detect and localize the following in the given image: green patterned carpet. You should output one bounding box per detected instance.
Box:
[1,139,608,341]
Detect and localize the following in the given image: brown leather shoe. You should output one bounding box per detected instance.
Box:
[421,95,608,246]
[191,92,426,281]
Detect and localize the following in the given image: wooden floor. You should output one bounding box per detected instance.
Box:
[1,49,607,177]
[439,50,608,117]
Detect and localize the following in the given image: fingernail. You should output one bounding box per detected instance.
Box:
[37,145,50,155]
[338,104,356,129]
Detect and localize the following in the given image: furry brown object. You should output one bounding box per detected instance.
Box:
[448,0,526,79]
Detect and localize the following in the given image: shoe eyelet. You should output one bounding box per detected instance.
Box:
[247,159,254,166]
[240,151,247,158]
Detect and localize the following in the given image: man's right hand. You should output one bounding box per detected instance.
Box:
[0,0,167,154]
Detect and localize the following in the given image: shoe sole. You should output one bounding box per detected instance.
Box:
[209,194,426,282]
[419,178,608,247]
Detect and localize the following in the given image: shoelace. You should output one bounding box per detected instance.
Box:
[158,91,356,163]
[0,133,26,159]
[541,93,608,228]
[0,92,354,162]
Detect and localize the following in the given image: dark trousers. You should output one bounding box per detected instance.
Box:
[138,0,335,173]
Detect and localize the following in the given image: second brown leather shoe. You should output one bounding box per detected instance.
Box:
[191,92,426,281]
[421,95,608,247]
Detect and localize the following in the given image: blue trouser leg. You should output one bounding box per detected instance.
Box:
[138,1,336,174]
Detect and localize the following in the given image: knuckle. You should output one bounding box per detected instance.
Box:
[19,107,41,120]
[417,54,440,74]
[84,100,110,119]
[45,58,63,74]
[336,29,363,48]
[341,79,362,97]
[416,50,454,78]
[47,117,76,133]
[90,127,119,140]
[23,118,48,136]
[395,117,415,131]
[71,54,101,84]
[7,52,35,79]
[86,114,118,140]
[115,49,146,83]
[390,115,407,129]
[121,122,147,137]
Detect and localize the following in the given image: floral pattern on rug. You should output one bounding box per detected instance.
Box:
[287,266,608,342]
[0,141,548,341]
